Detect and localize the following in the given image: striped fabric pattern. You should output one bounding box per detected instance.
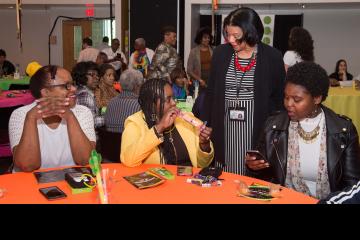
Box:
[326,181,360,204]
[219,54,256,175]
[104,91,140,133]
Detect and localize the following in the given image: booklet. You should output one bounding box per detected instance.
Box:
[123,171,165,189]
[148,167,175,180]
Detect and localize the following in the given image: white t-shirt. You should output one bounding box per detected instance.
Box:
[101,47,127,70]
[77,47,100,63]
[9,103,96,171]
[298,111,325,196]
[283,50,302,67]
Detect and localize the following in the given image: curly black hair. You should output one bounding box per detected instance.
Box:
[288,27,314,62]
[71,61,99,86]
[194,26,214,45]
[286,61,329,102]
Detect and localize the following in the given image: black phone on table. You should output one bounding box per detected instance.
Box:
[39,186,67,200]
[246,150,267,162]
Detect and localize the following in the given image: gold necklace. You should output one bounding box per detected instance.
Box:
[297,112,323,144]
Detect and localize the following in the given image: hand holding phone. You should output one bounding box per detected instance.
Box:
[246,150,269,171]
[39,186,67,200]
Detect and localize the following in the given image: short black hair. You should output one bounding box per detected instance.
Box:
[72,61,99,86]
[30,65,58,99]
[286,62,329,102]
[161,25,177,36]
[83,37,93,46]
[222,7,264,46]
[102,36,109,43]
[0,49,6,57]
[170,67,187,84]
[194,26,214,45]
[288,27,314,62]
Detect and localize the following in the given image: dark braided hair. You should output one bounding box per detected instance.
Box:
[138,78,177,164]
[138,78,169,128]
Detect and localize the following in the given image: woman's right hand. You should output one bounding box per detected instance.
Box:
[245,154,270,171]
[28,97,70,119]
[155,107,180,133]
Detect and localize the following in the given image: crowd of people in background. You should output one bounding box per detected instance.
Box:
[3,6,360,204]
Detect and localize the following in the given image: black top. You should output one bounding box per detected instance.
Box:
[205,43,286,165]
[329,72,353,81]
[0,60,15,76]
[162,127,192,166]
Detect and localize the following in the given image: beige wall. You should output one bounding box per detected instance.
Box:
[0,5,114,74]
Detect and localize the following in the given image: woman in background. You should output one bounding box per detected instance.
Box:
[283,27,314,72]
[329,59,353,81]
[95,63,119,109]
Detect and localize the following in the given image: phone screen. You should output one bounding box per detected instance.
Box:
[246,150,267,161]
[39,186,67,200]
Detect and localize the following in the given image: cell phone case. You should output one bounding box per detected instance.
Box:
[39,186,67,200]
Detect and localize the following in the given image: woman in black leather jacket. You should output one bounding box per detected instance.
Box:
[246,62,360,199]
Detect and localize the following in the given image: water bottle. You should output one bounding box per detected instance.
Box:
[14,64,20,79]
[186,96,194,111]
[194,80,199,100]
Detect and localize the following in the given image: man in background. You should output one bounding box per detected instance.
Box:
[0,49,15,76]
[97,36,110,52]
[77,37,99,63]
[129,38,155,78]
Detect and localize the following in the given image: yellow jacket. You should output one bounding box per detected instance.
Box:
[121,111,214,167]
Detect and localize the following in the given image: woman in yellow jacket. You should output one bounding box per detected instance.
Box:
[121,78,214,167]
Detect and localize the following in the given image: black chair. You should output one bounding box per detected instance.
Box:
[8,84,30,90]
[0,105,20,131]
[96,127,122,163]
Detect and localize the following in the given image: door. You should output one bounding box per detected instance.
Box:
[63,20,92,72]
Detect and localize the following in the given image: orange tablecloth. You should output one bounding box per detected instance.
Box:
[0,163,317,204]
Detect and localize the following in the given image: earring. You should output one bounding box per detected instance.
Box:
[151,113,157,122]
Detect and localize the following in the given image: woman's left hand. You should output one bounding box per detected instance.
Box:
[199,126,212,152]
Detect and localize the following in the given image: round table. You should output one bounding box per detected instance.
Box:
[0,76,30,90]
[0,163,317,204]
[0,90,35,108]
[323,87,360,139]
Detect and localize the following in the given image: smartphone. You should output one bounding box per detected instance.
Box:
[246,150,267,162]
[39,186,67,200]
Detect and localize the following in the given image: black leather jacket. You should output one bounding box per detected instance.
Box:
[246,105,360,192]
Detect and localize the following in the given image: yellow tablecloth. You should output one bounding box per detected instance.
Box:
[323,87,360,137]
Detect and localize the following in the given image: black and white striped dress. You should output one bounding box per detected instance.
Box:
[217,53,256,175]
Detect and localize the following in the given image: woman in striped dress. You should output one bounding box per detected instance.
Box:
[205,7,286,175]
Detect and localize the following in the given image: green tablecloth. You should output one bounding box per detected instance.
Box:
[0,76,30,90]
[323,87,360,140]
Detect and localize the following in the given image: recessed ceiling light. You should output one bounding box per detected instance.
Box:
[8,6,14,9]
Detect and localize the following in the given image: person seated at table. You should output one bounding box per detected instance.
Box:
[105,68,144,133]
[329,59,353,86]
[8,65,96,172]
[94,64,119,109]
[121,78,214,167]
[72,61,104,128]
[170,67,188,100]
[318,180,360,204]
[245,61,360,200]
[95,52,108,66]
[0,49,15,77]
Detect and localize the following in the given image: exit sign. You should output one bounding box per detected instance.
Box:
[85,4,94,17]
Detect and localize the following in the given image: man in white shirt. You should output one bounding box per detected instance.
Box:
[102,38,127,75]
[77,37,100,63]
[97,36,110,52]
[9,65,96,172]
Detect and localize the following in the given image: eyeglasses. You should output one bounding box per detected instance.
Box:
[47,82,75,90]
[86,72,99,78]
[224,32,243,40]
